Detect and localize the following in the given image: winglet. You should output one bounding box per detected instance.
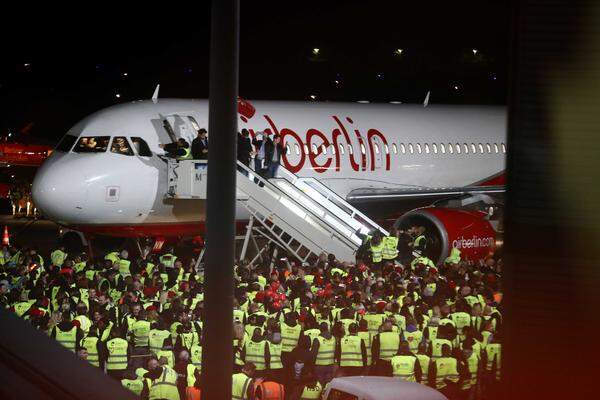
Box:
[423,91,430,107]
[152,84,160,103]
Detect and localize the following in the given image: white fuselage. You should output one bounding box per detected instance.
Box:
[32,99,506,237]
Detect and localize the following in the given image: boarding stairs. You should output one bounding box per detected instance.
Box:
[166,159,387,263]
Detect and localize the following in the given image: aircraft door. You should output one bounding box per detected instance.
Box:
[165,115,200,144]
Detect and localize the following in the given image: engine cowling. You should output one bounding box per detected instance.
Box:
[394,207,497,264]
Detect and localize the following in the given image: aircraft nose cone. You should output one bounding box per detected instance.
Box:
[32,157,87,224]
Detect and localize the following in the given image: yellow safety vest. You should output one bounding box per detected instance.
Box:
[315,336,336,366]
[434,357,459,389]
[149,366,179,400]
[462,352,480,389]
[132,320,151,347]
[187,363,198,387]
[300,382,323,400]
[118,259,131,277]
[51,249,68,266]
[177,146,192,161]
[149,329,171,353]
[404,330,423,353]
[157,349,175,368]
[431,338,453,358]
[485,343,501,380]
[362,313,385,336]
[55,325,77,352]
[191,344,203,369]
[232,373,252,400]
[451,312,471,335]
[339,335,363,367]
[180,331,199,350]
[122,379,144,396]
[304,329,320,342]
[73,261,86,273]
[416,354,431,385]
[382,236,399,260]
[391,355,417,381]
[245,340,268,370]
[81,336,99,367]
[14,301,32,317]
[357,331,372,365]
[378,331,400,361]
[106,337,129,370]
[268,342,283,369]
[104,251,120,264]
[370,241,385,263]
[160,253,177,268]
[281,323,301,352]
[74,315,92,335]
[414,235,426,248]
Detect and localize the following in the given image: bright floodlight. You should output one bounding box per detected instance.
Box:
[115,93,121,98]
[310,94,317,100]
[394,48,403,55]
[123,72,128,77]
[454,85,459,90]
[472,49,478,55]
[312,48,320,55]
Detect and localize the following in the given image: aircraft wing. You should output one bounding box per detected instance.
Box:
[346,185,505,202]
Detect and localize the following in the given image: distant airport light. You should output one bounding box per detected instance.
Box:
[115,93,121,98]
[24,63,31,67]
[491,74,497,81]
[122,72,128,77]
[376,73,384,79]
[312,48,320,55]
[357,100,370,104]
[454,85,460,90]
[472,49,478,55]
[389,101,402,104]
[7,132,12,137]
[334,80,340,85]
[394,48,403,55]
[310,94,317,100]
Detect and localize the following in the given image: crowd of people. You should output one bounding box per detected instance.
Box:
[0,230,502,400]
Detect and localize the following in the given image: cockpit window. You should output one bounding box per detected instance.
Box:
[55,135,78,152]
[110,137,134,156]
[73,136,110,153]
[131,137,152,157]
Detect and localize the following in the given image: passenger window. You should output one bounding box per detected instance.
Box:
[339,144,345,155]
[494,143,499,153]
[502,143,507,153]
[374,144,380,154]
[73,136,111,153]
[55,135,78,152]
[321,144,327,154]
[400,143,406,154]
[463,143,469,154]
[471,143,477,153]
[408,143,413,154]
[331,145,336,155]
[303,145,309,155]
[439,143,445,153]
[286,144,291,155]
[425,143,430,154]
[433,143,438,153]
[392,143,398,154]
[311,144,318,154]
[486,143,492,153]
[111,137,134,156]
[478,143,484,153]
[348,145,353,155]
[416,143,422,153]
[446,143,452,154]
[456,143,461,154]
[131,137,152,157]
[360,143,366,155]
[294,143,300,155]
[384,144,389,154]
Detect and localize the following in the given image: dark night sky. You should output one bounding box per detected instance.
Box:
[0,1,509,144]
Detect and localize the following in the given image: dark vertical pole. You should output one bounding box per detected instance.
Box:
[203,0,239,399]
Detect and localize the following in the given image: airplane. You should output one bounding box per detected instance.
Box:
[31,97,506,263]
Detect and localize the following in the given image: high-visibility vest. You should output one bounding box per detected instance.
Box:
[160,254,177,268]
[187,363,198,387]
[300,382,322,400]
[233,309,246,323]
[362,314,385,336]
[51,249,67,266]
[414,235,426,249]
[431,338,453,358]
[180,331,199,350]
[157,349,175,368]
[232,373,252,400]
[149,329,171,353]
[304,328,320,342]
[434,357,459,389]
[74,315,91,335]
[191,344,203,368]
[81,336,99,367]
[177,146,192,161]
[122,379,144,396]
[104,251,120,264]
[149,366,179,400]
[118,259,131,277]
[370,241,385,263]
[462,352,480,389]
[340,335,363,367]
[106,337,129,370]
[391,355,417,381]
[132,320,151,347]
[281,323,301,352]
[357,331,372,365]
[268,342,283,369]
[14,301,32,317]
[55,325,77,352]
[378,332,400,361]
[425,326,438,343]
[416,354,431,385]
[451,312,471,335]
[315,336,335,366]
[73,261,86,273]
[382,236,399,260]
[85,269,96,281]
[404,330,423,353]
[485,343,501,380]
[411,256,435,269]
[245,340,268,370]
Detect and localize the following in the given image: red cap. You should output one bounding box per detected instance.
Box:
[376,301,387,311]
[71,319,81,328]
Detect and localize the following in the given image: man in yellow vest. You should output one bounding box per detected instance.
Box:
[311,322,336,386]
[336,323,367,376]
[132,310,151,349]
[104,327,130,379]
[368,231,385,270]
[460,341,482,400]
[50,246,68,267]
[266,327,284,384]
[371,321,402,376]
[382,228,400,262]
[141,356,181,400]
[432,344,460,399]
[280,312,303,363]
[232,362,256,400]
[300,376,323,400]
[121,370,145,397]
[390,341,422,382]
[484,336,502,398]
[51,311,83,353]
[242,327,270,378]
[117,250,131,278]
